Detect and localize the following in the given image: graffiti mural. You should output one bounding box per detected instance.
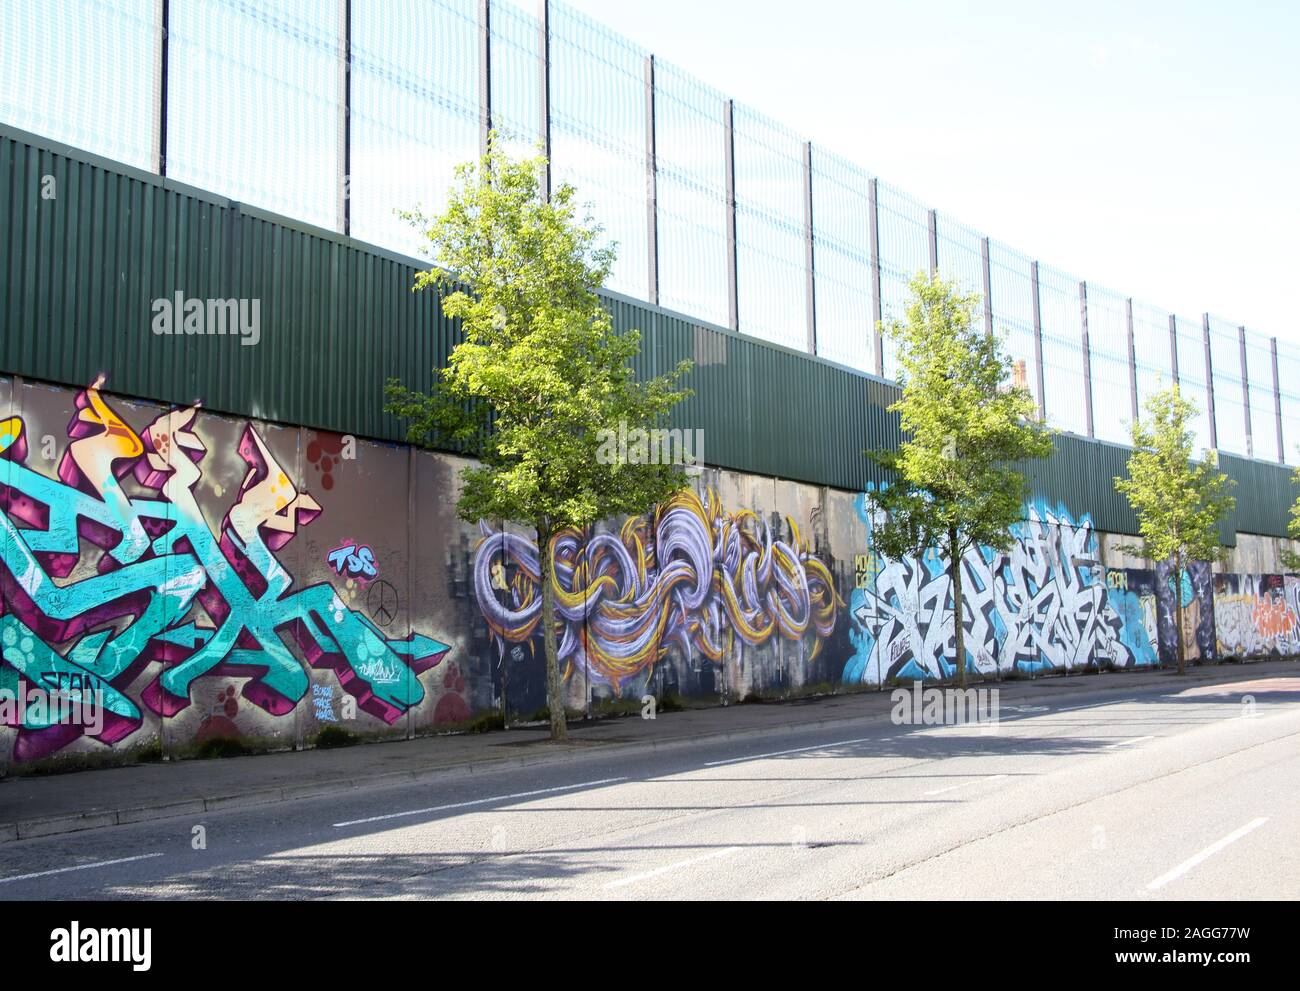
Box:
[1213,574,1300,658]
[471,488,842,699]
[1154,560,1216,665]
[844,496,1152,685]
[4,378,1295,773]
[0,381,450,762]
[1103,569,1161,669]
[326,542,380,583]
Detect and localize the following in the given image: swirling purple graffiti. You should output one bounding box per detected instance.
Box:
[472,489,843,693]
[0,381,449,762]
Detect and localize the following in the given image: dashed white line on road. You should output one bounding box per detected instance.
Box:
[923,774,1009,796]
[1107,736,1155,748]
[703,737,875,768]
[1055,698,1137,713]
[602,846,742,890]
[332,776,629,827]
[1147,817,1269,891]
[0,852,164,885]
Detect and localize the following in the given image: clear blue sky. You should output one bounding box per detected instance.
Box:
[537,0,1299,344]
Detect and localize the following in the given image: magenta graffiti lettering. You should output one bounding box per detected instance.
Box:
[0,381,450,761]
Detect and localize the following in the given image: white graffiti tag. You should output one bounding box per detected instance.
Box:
[848,502,1133,685]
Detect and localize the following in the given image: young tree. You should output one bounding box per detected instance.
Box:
[386,139,692,741]
[1281,460,1300,572]
[867,272,1053,688]
[1114,385,1236,674]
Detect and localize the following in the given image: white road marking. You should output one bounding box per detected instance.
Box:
[702,737,875,767]
[603,846,742,890]
[332,776,628,828]
[1147,817,1269,891]
[1106,735,1155,748]
[1055,698,1137,713]
[923,774,1008,796]
[0,852,164,885]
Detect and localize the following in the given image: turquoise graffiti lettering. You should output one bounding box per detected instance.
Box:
[0,383,448,761]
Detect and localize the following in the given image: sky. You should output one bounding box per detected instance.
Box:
[534,0,1299,344]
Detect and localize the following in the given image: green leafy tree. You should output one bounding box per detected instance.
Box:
[386,138,692,740]
[867,272,1053,688]
[1282,459,1300,571]
[1114,385,1236,674]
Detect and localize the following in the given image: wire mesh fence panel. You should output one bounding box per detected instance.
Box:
[169,0,339,229]
[652,60,729,328]
[550,2,648,299]
[810,149,873,373]
[935,213,983,302]
[731,103,806,350]
[988,240,1039,408]
[875,180,931,380]
[350,0,479,258]
[1173,315,1213,454]
[1207,314,1248,457]
[1245,329,1281,463]
[1277,340,1300,465]
[1087,285,1133,444]
[1131,299,1174,412]
[1,0,156,170]
[489,0,542,161]
[1036,264,1088,436]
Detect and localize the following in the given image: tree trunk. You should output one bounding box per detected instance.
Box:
[950,527,966,690]
[537,521,567,741]
[1173,550,1186,676]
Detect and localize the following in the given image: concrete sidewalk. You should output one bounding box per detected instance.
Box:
[1,659,1294,844]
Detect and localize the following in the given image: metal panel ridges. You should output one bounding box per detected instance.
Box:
[0,125,1292,538]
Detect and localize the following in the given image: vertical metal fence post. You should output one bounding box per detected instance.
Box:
[927,209,938,276]
[1272,337,1285,463]
[868,177,883,376]
[723,98,738,332]
[1031,261,1046,421]
[1169,315,1180,389]
[1202,313,1218,450]
[152,0,169,176]
[335,1,356,234]
[1239,326,1253,459]
[478,0,492,159]
[802,141,816,355]
[644,55,658,306]
[335,0,351,234]
[1079,282,1094,437]
[980,236,992,337]
[538,0,551,201]
[1126,297,1139,426]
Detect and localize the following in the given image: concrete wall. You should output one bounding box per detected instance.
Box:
[2,376,1298,773]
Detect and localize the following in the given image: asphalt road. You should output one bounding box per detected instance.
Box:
[2,675,1298,900]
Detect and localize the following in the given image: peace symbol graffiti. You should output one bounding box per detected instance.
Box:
[367,580,399,628]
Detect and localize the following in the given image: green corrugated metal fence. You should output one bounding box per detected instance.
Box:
[0,123,1293,539]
